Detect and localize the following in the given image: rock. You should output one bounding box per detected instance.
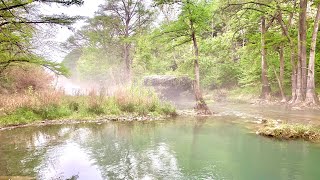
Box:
[143,75,193,100]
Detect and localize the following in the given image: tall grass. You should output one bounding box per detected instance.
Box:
[0,86,176,126]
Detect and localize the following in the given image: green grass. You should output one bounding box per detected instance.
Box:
[222,86,260,103]
[221,85,293,102]
[257,123,320,141]
[0,86,177,127]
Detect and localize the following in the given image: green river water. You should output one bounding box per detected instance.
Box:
[1,104,320,180]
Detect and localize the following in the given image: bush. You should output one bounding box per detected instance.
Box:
[34,104,72,120]
[69,101,80,111]
[87,103,105,115]
[0,65,53,93]
[103,98,121,115]
[0,107,40,125]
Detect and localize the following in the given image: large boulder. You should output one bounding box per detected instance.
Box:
[143,75,193,99]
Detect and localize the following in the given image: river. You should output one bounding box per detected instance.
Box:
[0,103,320,179]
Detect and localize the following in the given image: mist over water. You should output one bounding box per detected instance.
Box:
[1,117,320,180]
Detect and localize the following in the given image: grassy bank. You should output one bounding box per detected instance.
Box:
[0,86,176,127]
[257,121,320,142]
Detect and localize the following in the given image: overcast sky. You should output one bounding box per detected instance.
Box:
[37,0,167,62]
[37,0,104,61]
[41,0,105,42]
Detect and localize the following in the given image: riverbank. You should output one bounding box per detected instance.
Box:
[0,114,170,131]
[2,85,320,143]
[255,120,320,142]
[205,87,320,110]
[0,86,177,128]
[207,100,320,142]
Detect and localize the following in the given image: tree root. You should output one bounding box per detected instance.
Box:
[194,100,213,115]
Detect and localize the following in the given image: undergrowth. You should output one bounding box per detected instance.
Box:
[0,86,176,126]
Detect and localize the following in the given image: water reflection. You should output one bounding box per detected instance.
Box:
[77,123,182,179]
[0,118,320,180]
[39,142,103,180]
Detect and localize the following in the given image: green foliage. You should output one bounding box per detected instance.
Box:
[63,15,123,81]
[0,0,82,77]
[0,107,41,125]
[199,33,240,88]
[33,104,72,120]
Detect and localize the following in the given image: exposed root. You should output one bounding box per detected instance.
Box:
[304,89,320,107]
[280,98,287,103]
[194,100,213,115]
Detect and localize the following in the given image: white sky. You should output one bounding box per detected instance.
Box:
[37,0,169,62]
[37,0,104,61]
[41,0,105,42]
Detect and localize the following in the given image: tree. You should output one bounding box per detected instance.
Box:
[98,0,153,82]
[295,0,308,103]
[155,0,212,114]
[0,0,83,75]
[305,2,320,105]
[274,1,298,103]
[224,0,277,100]
[260,15,272,99]
[62,15,124,83]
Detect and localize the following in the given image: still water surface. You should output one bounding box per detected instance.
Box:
[0,116,320,180]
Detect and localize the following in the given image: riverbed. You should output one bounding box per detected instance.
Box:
[1,105,320,180]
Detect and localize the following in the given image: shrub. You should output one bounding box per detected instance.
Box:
[158,103,177,116]
[0,65,53,93]
[34,104,71,120]
[1,107,40,125]
[87,103,105,115]
[103,98,121,115]
[69,101,80,111]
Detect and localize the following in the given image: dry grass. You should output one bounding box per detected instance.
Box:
[115,87,158,107]
[0,86,176,126]
[0,90,63,115]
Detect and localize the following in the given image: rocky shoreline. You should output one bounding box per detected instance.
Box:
[0,115,168,131]
[2,107,320,143]
[0,110,216,131]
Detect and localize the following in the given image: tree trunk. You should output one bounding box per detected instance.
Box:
[305,3,320,105]
[278,46,286,102]
[272,66,285,103]
[276,10,297,103]
[260,16,271,99]
[124,43,131,82]
[290,51,297,103]
[190,21,211,115]
[297,0,307,102]
[295,32,304,103]
[124,17,132,83]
